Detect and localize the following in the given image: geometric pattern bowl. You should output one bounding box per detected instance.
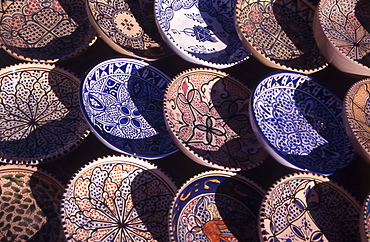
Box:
[164,68,267,171]
[260,172,361,241]
[0,0,97,62]
[235,0,328,74]
[170,170,265,241]
[343,78,370,163]
[314,0,370,76]
[86,0,172,61]
[0,164,65,241]
[361,191,370,241]
[154,0,251,69]
[250,71,355,176]
[61,154,177,241]
[81,57,178,159]
[0,63,90,165]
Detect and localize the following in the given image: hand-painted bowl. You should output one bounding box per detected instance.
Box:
[249,71,355,175]
[0,164,65,241]
[343,78,370,163]
[260,172,361,241]
[154,0,251,69]
[80,57,178,159]
[0,63,90,165]
[314,0,370,76]
[164,68,267,171]
[235,0,328,74]
[361,191,370,241]
[0,0,97,62]
[86,0,172,61]
[61,154,177,241]
[170,170,265,241]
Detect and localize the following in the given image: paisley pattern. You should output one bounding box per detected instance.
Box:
[0,63,89,164]
[0,165,65,241]
[81,58,178,159]
[164,69,267,170]
[318,0,370,67]
[87,0,171,60]
[235,0,327,71]
[62,155,177,242]
[0,0,96,62]
[251,72,354,175]
[171,171,264,242]
[260,173,361,241]
[155,0,250,68]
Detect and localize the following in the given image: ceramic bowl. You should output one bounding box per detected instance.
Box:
[0,63,90,165]
[361,191,370,241]
[0,164,65,241]
[170,170,265,241]
[164,68,267,171]
[235,0,328,74]
[0,0,97,62]
[61,154,177,241]
[260,172,361,241]
[154,0,251,69]
[80,57,178,159]
[249,71,355,175]
[314,0,370,76]
[343,78,370,163]
[86,0,172,61]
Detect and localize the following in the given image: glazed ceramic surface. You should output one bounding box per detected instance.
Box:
[314,0,370,76]
[61,155,177,241]
[81,57,178,159]
[343,78,370,163]
[0,63,89,164]
[164,68,267,171]
[250,72,354,175]
[235,0,327,74]
[86,0,172,61]
[361,192,370,241]
[260,173,361,241]
[0,0,97,62]
[0,165,65,241]
[170,170,264,241]
[154,0,251,68]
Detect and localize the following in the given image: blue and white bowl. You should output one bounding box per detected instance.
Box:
[249,71,355,175]
[80,57,179,159]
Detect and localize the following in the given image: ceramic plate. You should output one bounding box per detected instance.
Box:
[0,164,65,241]
[61,154,177,241]
[314,0,370,76]
[0,63,89,165]
[260,172,361,241]
[361,191,370,241]
[170,170,265,241]
[250,71,354,175]
[0,0,97,62]
[164,68,267,171]
[343,78,370,163]
[81,57,178,159]
[86,0,172,61]
[154,0,251,68]
[235,0,328,74]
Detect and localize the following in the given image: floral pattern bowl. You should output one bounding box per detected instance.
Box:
[314,0,370,76]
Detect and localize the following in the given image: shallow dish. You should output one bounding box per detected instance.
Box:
[61,154,177,241]
[164,68,267,171]
[170,170,264,241]
[235,0,328,74]
[154,0,251,68]
[260,172,361,241]
[86,0,172,61]
[0,63,89,165]
[0,0,97,62]
[343,78,370,163]
[81,57,178,159]
[314,0,370,76]
[0,164,65,241]
[250,71,355,175]
[361,191,370,241]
